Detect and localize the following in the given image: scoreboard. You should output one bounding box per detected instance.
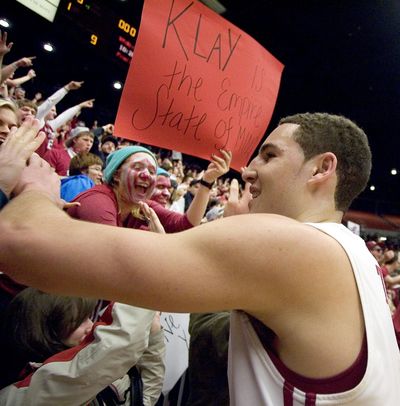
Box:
[55,0,144,65]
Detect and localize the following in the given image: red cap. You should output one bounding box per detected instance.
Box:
[366,241,378,250]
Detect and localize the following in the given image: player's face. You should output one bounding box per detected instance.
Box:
[117,153,157,204]
[242,123,313,218]
[151,175,171,206]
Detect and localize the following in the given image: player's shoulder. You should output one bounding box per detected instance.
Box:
[218,213,319,236]
[216,214,345,261]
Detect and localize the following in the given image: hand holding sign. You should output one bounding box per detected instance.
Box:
[202,149,232,184]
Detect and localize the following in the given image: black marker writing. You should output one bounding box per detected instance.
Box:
[162,0,241,71]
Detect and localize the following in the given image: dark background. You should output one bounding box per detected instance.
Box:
[2,0,400,214]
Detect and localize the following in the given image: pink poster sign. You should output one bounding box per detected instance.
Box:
[115,0,284,171]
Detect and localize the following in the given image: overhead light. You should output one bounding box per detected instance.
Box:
[369,185,375,191]
[0,18,10,28]
[391,168,397,175]
[379,236,387,241]
[43,43,54,52]
[113,81,122,90]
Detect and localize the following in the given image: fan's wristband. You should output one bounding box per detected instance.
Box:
[199,179,214,190]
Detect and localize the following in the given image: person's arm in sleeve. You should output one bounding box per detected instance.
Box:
[136,312,166,406]
[1,57,34,84]
[47,99,94,132]
[92,124,114,140]
[0,303,155,406]
[5,69,36,87]
[35,80,83,121]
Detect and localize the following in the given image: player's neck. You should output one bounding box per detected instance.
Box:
[296,208,343,224]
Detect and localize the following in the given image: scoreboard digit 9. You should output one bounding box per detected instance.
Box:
[55,0,143,65]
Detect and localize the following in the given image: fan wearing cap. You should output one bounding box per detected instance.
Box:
[151,168,172,207]
[89,123,118,165]
[67,146,159,228]
[68,147,231,233]
[148,149,231,231]
[43,127,94,176]
[96,133,119,165]
[366,240,384,264]
[140,167,194,232]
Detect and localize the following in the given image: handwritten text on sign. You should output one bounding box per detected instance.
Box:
[161,312,190,394]
[115,0,284,171]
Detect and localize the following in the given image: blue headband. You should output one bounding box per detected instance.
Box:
[157,168,171,177]
[103,146,157,184]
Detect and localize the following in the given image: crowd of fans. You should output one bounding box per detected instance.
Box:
[0,29,399,405]
[366,240,400,313]
[0,30,236,405]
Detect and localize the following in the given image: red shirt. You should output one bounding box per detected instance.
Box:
[43,148,72,176]
[67,184,193,233]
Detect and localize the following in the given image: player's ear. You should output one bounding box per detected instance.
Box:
[308,152,337,185]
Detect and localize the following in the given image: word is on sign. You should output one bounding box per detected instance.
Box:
[115,0,284,171]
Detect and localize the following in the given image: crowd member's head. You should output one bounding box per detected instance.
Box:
[118,139,134,149]
[13,87,26,100]
[182,174,194,185]
[151,168,172,207]
[44,105,57,121]
[366,240,383,263]
[171,183,188,204]
[206,198,224,222]
[69,152,104,185]
[0,288,96,388]
[243,113,371,217]
[161,158,173,172]
[16,98,37,123]
[65,127,94,154]
[383,250,400,272]
[0,98,18,145]
[188,179,201,196]
[104,146,158,205]
[100,134,118,157]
